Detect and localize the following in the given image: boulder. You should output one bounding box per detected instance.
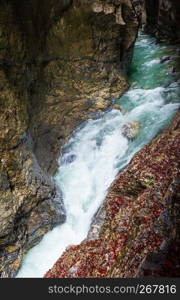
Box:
[121,120,141,140]
[160,56,171,64]
[113,104,123,111]
[113,104,127,114]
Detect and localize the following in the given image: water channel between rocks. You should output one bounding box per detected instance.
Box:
[17,33,180,278]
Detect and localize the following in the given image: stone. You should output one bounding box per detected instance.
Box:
[116,5,126,25]
[121,121,141,140]
[62,154,76,164]
[113,104,123,111]
[160,56,171,64]
[113,104,127,114]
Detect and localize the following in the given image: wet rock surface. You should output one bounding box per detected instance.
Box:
[0,0,138,277]
[121,120,141,140]
[45,111,180,278]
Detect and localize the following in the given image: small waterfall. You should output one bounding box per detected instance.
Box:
[17,33,179,278]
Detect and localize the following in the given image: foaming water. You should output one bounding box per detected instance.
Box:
[17,34,179,278]
[143,58,161,67]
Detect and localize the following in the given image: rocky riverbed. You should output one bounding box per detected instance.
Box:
[45,111,180,278]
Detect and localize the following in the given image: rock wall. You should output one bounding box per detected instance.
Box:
[45,111,180,278]
[44,0,180,278]
[144,0,180,43]
[0,0,138,277]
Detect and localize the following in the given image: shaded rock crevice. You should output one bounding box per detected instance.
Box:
[143,0,180,43]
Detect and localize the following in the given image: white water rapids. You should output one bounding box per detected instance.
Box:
[17,34,179,278]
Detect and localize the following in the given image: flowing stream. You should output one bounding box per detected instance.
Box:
[17,33,179,277]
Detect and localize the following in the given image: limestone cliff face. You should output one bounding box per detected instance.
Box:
[0,0,138,277]
[144,0,180,43]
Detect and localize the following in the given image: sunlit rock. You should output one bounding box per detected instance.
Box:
[103,3,115,14]
[113,104,123,111]
[92,1,103,13]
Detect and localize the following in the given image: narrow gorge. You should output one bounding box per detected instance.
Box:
[0,0,179,278]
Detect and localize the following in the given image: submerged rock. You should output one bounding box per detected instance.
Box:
[121,121,141,140]
[62,154,76,164]
[160,56,171,64]
[113,104,123,111]
[113,104,127,114]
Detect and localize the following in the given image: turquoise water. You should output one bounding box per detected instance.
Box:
[17,33,179,278]
[114,33,179,167]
